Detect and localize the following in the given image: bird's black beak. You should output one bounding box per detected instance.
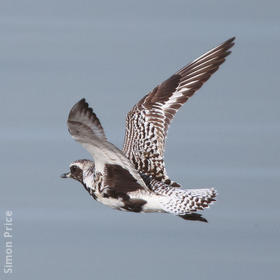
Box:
[60,172,71,179]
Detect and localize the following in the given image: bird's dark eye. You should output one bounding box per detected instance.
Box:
[70,166,78,173]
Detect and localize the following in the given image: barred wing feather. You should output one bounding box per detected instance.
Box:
[68,98,149,192]
[123,37,235,186]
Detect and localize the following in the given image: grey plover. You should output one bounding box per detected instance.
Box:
[61,37,235,222]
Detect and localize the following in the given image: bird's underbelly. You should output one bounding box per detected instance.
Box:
[95,195,125,210]
[94,191,165,213]
[138,194,166,213]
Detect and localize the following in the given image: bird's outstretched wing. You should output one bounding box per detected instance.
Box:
[123,37,235,186]
[68,98,149,192]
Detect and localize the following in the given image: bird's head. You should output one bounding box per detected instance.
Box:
[61,159,94,183]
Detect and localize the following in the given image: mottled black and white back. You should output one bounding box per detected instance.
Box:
[61,37,235,222]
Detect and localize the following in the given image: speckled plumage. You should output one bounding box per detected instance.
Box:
[62,37,235,222]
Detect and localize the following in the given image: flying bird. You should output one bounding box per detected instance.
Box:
[61,37,235,222]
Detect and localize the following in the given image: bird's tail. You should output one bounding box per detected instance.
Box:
[159,187,217,215]
[146,178,217,217]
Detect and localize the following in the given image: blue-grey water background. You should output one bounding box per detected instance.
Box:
[1,1,279,279]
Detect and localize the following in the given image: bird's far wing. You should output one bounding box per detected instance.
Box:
[123,37,235,186]
[67,98,149,192]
